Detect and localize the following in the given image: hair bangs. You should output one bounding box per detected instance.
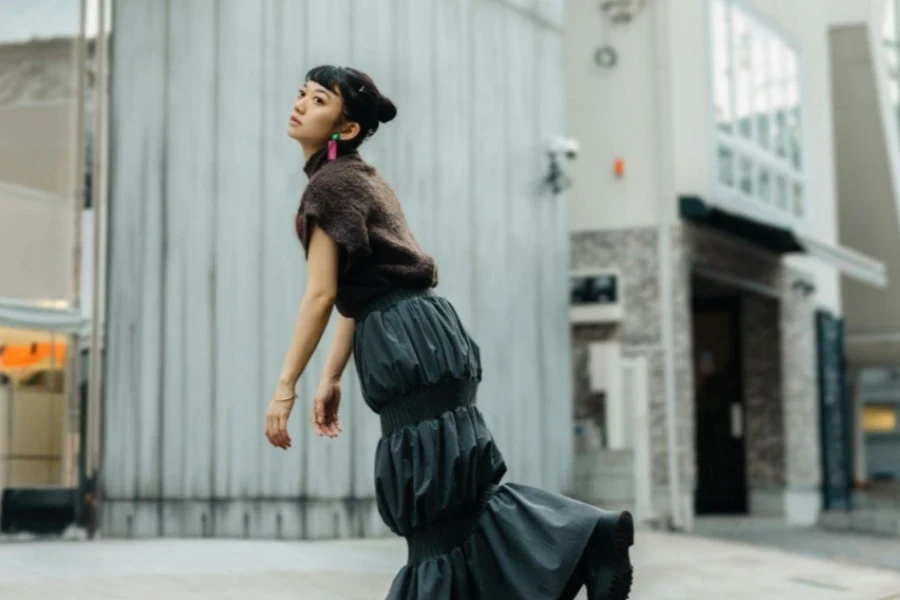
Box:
[305,66,345,97]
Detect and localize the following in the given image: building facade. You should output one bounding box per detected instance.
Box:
[565,0,894,529]
[827,0,900,534]
[0,30,93,511]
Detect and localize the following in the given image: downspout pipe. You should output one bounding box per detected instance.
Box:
[653,0,684,530]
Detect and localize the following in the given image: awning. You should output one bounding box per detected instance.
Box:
[680,196,887,288]
[0,297,89,336]
[796,234,887,288]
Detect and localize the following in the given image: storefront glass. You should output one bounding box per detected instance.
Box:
[0,1,96,498]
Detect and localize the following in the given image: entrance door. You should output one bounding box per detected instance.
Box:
[816,311,852,511]
[692,298,748,514]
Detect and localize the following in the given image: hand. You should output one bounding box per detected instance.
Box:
[312,378,342,439]
[265,383,296,450]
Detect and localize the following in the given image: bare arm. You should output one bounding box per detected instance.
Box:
[321,315,355,383]
[275,224,341,393]
[266,225,341,449]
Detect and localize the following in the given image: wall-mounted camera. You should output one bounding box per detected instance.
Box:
[599,0,649,24]
[549,136,581,161]
[545,137,580,195]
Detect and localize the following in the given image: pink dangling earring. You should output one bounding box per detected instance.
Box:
[327,133,339,161]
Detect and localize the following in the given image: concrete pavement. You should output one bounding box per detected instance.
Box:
[692,516,900,574]
[1,531,900,599]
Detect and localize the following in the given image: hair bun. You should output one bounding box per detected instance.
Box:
[377,96,397,124]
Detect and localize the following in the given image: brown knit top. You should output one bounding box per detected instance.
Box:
[295,147,438,318]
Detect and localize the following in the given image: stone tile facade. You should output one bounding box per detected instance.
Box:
[781,277,821,490]
[741,295,785,489]
[570,227,694,494]
[570,222,821,524]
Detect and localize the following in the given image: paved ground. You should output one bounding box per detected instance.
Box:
[692,516,900,573]
[2,531,900,599]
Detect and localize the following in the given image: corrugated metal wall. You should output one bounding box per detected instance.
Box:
[104,0,571,539]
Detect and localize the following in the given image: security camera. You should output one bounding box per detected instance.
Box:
[549,136,580,160]
[544,137,579,195]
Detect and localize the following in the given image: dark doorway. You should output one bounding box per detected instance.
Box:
[693,297,748,514]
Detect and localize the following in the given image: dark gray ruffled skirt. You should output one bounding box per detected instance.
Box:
[353,288,615,599]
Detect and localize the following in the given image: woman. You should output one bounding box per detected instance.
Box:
[264,65,634,600]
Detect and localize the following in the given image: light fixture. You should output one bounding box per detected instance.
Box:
[599,0,650,24]
[791,278,816,297]
[35,299,72,310]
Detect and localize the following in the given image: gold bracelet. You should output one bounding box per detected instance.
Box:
[274,394,297,403]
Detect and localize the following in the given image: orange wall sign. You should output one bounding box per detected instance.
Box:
[0,341,67,369]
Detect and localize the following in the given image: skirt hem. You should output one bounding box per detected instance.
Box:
[386,483,604,600]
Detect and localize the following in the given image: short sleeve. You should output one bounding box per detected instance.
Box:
[297,185,371,269]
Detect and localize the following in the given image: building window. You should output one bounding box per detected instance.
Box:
[711,0,805,225]
[862,404,898,433]
[884,0,900,132]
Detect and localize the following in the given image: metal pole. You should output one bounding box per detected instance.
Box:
[87,0,108,482]
[71,0,87,313]
[67,0,88,491]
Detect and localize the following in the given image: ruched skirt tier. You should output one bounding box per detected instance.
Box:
[353,288,624,599]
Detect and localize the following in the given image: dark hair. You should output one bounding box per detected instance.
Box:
[305,65,397,151]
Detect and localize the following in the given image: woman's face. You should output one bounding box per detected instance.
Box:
[287,81,358,149]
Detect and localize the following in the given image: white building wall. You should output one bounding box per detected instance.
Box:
[830,0,900,367]
[564,0,661,231]
[564,0,860,527]
[668,0,716,206]
[830,0,878,26]
[566,0,842,312]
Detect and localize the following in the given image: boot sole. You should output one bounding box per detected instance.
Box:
[594,511,634,600]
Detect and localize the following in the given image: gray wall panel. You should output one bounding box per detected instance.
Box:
[105,0,570,539]
[434,0,474,328]
[347,0,397,502]
[505,8,541,485]
[136,0,166,504]
[538,28,572,493]
[469,0,509,474]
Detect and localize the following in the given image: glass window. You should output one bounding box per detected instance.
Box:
[769,38,787,157]
[775,174,787,209]
[863,405,898,433]
[711,0,804,224]
[718,145,735,186]
[758,168,771,202]
[884,0,900,243]
[883,0,900,110]
[792,181,804,217]
[774,110,788,159]
[732,7,753,141]
[739,155,753,195]
[0,0,105,490]
[712,0,733,133]
[752,26,770,149]
[785,51,803,170]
